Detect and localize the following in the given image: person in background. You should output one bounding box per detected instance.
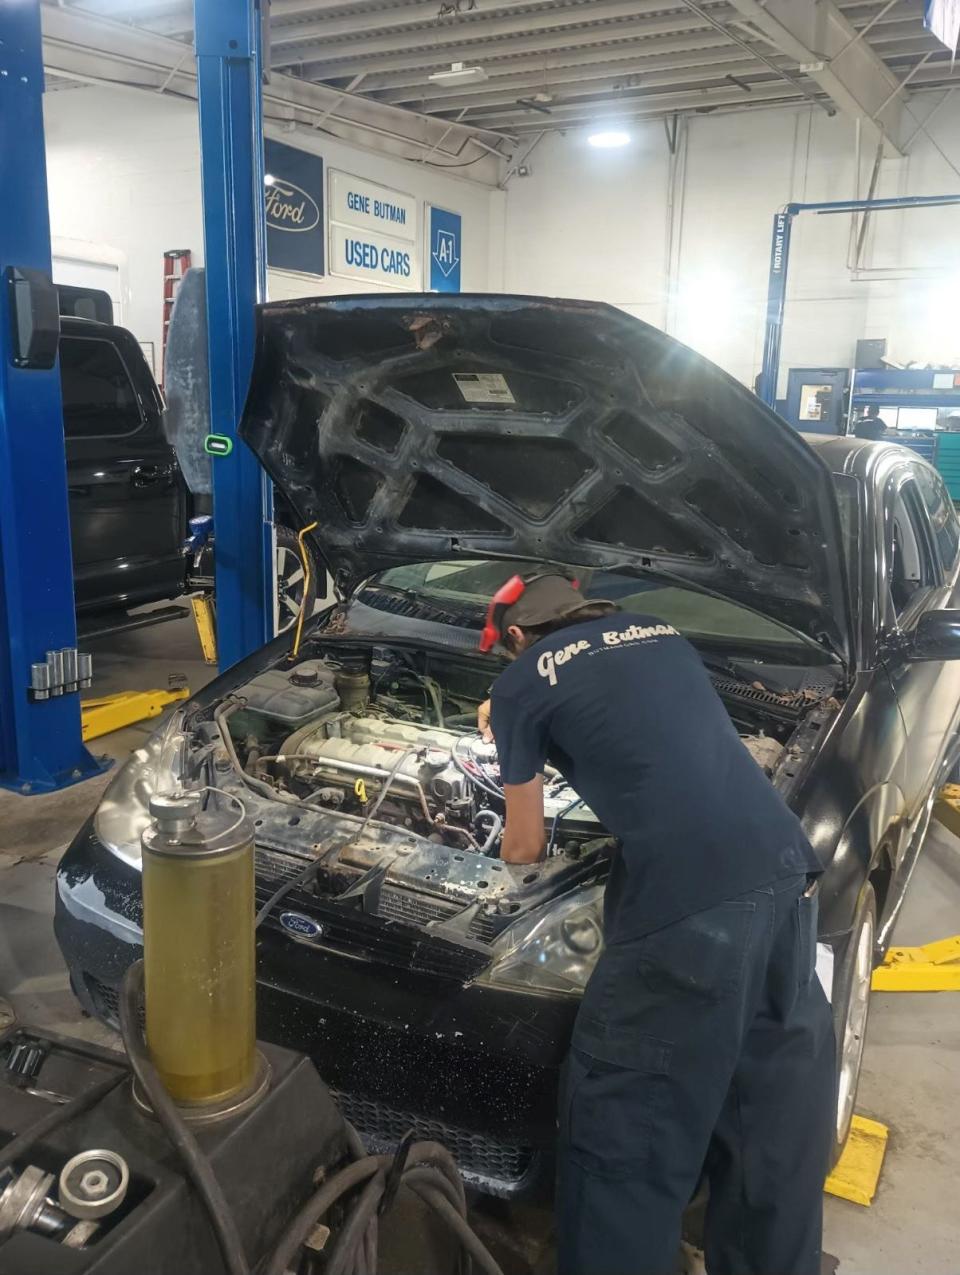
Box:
[853,403,886,440]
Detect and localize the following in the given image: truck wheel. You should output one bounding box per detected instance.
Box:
[275,525,319,634]
[831,883,876,1161]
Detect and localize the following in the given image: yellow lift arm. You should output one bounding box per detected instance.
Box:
[81,688,190,742]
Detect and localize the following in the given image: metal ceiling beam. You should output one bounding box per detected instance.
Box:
[494,70,960,131]
[483,56,959,129]
[273,0,732,62]
[866,20,944,47]
[66,0,192,17]
[399,54,780,114]
[129,0,418,36]
[39,5,509,179]
[724,0,907,153]
[354,30,738,92]
[268,0,573,47]
[379,43,768,106]
[269,0,405,15]
[293,10,738,79]
[143,0,549,43]
[473,76,813,129]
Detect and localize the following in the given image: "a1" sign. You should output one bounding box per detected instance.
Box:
[427,205,462,293]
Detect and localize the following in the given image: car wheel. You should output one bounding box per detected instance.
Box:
[275,525,319,634]
[832,882,876,1159]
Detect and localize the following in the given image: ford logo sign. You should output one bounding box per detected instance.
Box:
[279,911,324,939]
[265,178,320,233]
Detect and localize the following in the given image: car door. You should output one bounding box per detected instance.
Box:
[62,328,187,612]
[881,463,960,828]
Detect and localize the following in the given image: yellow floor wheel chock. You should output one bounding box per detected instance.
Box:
[824,1116,889,1207]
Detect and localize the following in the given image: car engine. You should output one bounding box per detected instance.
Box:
[219,643,787,864]
[220,648,600,860]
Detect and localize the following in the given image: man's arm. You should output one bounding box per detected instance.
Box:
[500,777,547,864]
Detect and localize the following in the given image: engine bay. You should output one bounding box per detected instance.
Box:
[212,639,817,868]
[218,648,602,863]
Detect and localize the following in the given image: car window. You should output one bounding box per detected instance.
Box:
[365,559,833,660]
[887,480,938,619]
[60,336,142,439]
[914,464,960,579]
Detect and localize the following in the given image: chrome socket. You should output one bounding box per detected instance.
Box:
[29,648,92,699]
[46,649,65,696]
[30,663,51,701]
[61,647,79,694]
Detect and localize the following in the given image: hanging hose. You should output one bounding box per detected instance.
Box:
[119,963,250,1275]
[475,808,503,854]
[118,965,504,1275]
[264,1135,505,1275]
[289,520,319,661]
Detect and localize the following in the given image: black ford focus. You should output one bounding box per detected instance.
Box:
[56,295,960,1195]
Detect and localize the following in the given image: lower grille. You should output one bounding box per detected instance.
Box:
[333,1088,536,1196]
[83,973,537,1195]
[84,974,137,1031]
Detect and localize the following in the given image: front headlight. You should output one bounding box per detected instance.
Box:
[94,709,187,868]
[476,885,605,995]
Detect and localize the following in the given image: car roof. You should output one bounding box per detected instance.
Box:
[60,315,121,338]
[800,431,937,480]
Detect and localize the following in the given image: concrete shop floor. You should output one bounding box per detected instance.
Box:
[3,612,960,1274]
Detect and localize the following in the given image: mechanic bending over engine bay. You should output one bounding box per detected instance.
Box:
[480,571,836,1275]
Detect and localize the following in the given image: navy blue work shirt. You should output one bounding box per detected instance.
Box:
[490,612,821,943]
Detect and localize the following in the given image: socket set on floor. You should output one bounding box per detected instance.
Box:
[29,649,92,700]
[0,1149,129,1251]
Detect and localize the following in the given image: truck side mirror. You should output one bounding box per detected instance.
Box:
[6,266,61,369]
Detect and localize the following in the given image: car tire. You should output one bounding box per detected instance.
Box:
[275,525,319,634]
[831,882,876,1163]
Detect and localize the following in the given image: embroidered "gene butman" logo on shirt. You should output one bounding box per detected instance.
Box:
[537,623,679,686]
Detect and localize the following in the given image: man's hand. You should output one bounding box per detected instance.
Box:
[478,698,494,743]
[500,777,547,864]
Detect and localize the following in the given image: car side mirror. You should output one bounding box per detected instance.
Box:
[911,610,960,660]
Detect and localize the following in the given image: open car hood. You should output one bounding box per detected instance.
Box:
[240,295,852,663]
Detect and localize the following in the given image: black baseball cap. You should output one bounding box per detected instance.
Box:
[479,571,611,651]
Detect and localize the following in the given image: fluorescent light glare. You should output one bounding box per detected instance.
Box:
[264,173,276,186]
[588,130,630,149]
[428,62,488,86]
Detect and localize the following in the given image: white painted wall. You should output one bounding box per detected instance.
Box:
[499,92,960,394]
[43,84,960,398]
[42,86,494,357]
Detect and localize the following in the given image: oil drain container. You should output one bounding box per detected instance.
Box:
[141,792,268,1118]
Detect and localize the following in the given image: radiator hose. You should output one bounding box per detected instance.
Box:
[119,963,504,1275]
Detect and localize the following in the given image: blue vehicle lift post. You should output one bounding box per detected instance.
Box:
[758,194,960,409]
[0,0,103,793]
[194,0,275,670]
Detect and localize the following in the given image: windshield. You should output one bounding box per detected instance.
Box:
[358,560,833,661]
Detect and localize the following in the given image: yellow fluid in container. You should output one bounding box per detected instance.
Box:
[141,793,256,1107]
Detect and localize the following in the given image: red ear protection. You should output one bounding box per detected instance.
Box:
[479,574,526,653]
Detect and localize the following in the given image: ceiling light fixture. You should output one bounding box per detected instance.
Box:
[428,62,488,85]
[588,130,631,149]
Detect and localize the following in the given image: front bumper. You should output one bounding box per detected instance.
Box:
[55,822,578,1196]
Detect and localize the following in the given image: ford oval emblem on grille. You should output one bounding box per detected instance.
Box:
[279,911,323,939]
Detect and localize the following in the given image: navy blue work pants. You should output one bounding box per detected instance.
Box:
[556,874,835,1275]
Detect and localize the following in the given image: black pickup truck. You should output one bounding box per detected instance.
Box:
[60,312,313,628]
